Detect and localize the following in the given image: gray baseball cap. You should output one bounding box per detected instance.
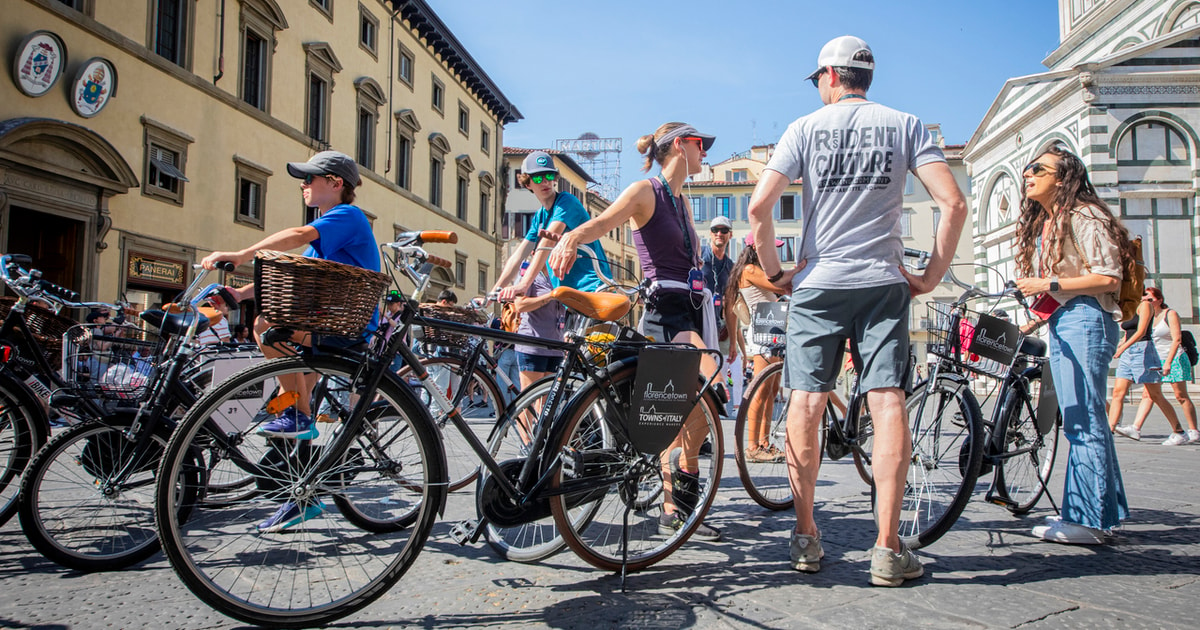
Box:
[522,151,558,175]
[286,150,361,187]
[710,216,732,230]
[805,35,874,81]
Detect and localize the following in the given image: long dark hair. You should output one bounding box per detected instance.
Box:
[724,244,760,323]
[1015,144,1133,278]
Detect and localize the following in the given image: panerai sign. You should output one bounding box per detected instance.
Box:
[127,252,185,287]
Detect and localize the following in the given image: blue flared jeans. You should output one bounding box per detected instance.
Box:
[1048,296,1129,530]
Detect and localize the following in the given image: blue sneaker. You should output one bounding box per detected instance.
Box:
[257,500,326,533]
[257,408,318,440]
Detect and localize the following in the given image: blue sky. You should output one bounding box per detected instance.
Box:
[434,1,1062,188]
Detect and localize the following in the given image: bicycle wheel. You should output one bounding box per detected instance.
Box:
[734,362,792,510]
[0,372,49,526]
[997,377,1061,515]
[399,356,501,491]
[550,361,724,572]
[851,395,875,486]
[331,400,427,533]
[18,411,180,571]
[893,375,984,549]
[155,355,445,628]
[483,374,589,562]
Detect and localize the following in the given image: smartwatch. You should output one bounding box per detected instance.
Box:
[1049,278,1061,293]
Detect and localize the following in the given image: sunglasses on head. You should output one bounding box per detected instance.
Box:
[711,227,731,234]
[810,67,827,88]
[1023,162,1057,177]
[530,172,557,184]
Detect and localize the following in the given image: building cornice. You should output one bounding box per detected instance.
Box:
[387,0,522,125]
[962,70,1080,161]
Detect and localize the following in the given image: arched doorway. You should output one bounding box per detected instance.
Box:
[0,117,137,296]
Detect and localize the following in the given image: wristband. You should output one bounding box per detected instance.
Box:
[768,270,784,283]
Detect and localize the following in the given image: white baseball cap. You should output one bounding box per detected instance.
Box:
[805,35,874,81]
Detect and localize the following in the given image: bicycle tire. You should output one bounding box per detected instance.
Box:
[892,375,984,549]
[734,362,792,510]
[482,374,590,562]
[18,412,186,571]
[155,355,446,628]
[0,372,50,526]
[996,374,1061,515]
[331,400,426,533]
[398,355,502,491]
[850,396,875,486]
[549,360,724,571]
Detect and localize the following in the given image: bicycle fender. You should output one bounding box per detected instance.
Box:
[0,370,50,450]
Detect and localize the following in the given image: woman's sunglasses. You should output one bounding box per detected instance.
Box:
[1023,163,1057,177]
[530,172,557,184]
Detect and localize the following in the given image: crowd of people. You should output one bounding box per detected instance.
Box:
[177,33,1194,588]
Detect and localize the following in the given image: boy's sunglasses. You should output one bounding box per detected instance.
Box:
[302,173,339,185]
[530,172,558,184]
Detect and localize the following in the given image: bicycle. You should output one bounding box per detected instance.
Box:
[152,231,725,627]
[0,253,127,526]
[16,263,264,571]
[894,250,1059,548]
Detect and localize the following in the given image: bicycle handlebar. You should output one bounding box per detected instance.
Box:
[903,247,1027,308]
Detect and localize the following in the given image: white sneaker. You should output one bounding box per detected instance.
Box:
[1162,432,1189,446]
[1186,429,1200,444]
[1032,520,1105,545]
[1114,425,1141,441]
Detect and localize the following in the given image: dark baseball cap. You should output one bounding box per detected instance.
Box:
[286,150,361,187]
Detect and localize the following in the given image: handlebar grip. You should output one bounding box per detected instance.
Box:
[7,254,32,268]
[419,231,458,244]
[902,247,927,258]
[537,229,561,243]
[38,279,79,302]
[217,286,240,309]
[214,261,236,272]
[425,254,453,269]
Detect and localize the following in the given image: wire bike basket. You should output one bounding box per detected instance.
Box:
[254,250,391,337]
[61,323,162,401]
[925,301,1023,380]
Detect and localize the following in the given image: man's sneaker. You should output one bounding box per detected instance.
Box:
[869,544,924,587]
[257,500,326,533]
[1187,429,1200,444]
[666,448,722,541]
[257,408,318,440]
[1162,432,1189,446]
[789,531,824,573]
[658,511,722,541]
[1032,520,1104,545]
[1113,425,1141,441]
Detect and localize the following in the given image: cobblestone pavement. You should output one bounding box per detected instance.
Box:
[1,409,1197,629]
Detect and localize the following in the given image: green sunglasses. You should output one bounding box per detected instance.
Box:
[530,172,558,184]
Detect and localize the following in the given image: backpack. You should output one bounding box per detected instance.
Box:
[1181,329,1198,366]
[500,302,519,333]
[1068,218,1144,322]
[1115,236,1147,323]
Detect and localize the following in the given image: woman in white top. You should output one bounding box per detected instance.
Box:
[1116,287,1198,445]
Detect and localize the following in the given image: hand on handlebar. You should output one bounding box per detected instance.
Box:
[497,284,525,303]
[200,250,248,271]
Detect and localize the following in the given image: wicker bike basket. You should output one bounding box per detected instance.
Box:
[925,301,1021,380]
[254,250,391,337]
[0,296,76,366]
[416,304,488,349]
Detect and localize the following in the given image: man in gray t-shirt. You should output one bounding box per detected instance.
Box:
[747,35,967,587]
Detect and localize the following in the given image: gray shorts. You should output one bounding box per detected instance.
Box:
[783,283,911,392]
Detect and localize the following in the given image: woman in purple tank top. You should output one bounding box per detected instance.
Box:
[548,122,723,542]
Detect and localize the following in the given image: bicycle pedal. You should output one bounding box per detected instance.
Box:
[448,519,480,545]
[984,490,1017,508]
